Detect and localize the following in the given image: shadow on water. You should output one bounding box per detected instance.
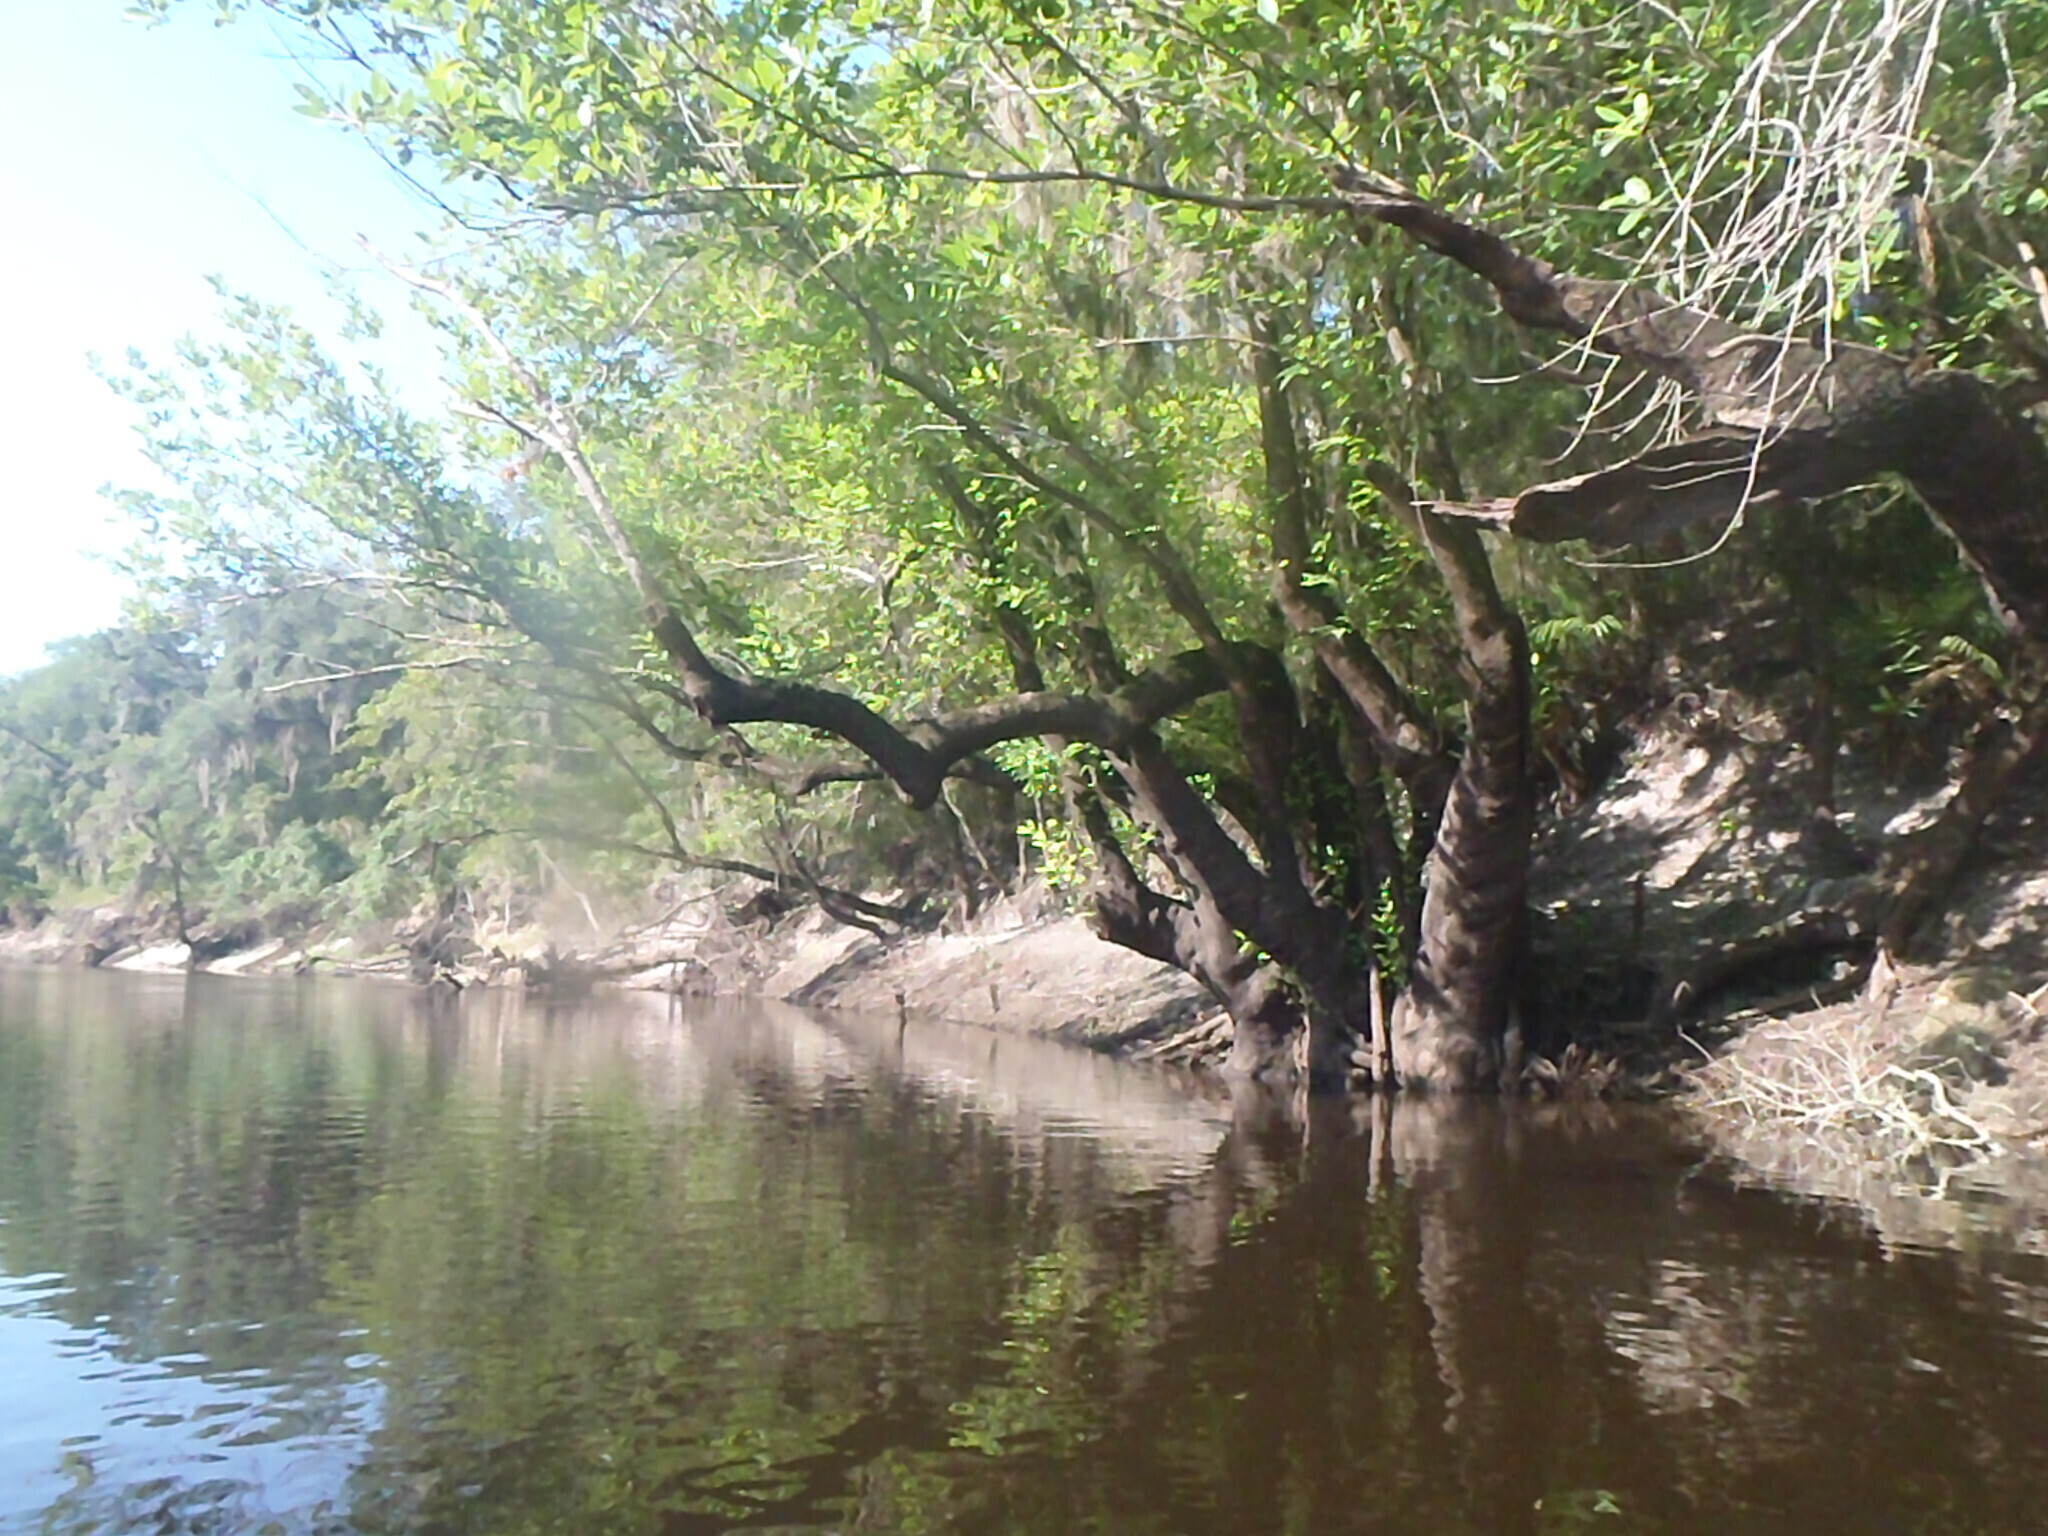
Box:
[2,966,2047,1534]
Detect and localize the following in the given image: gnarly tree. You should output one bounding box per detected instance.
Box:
[1333,168,2048,957]
[138,0,2048,1089]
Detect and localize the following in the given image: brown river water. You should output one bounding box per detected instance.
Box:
[2,965,2046,1535]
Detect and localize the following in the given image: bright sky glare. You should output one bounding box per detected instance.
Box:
[0,2,451,676]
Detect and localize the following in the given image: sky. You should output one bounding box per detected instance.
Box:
[0,2,452,676]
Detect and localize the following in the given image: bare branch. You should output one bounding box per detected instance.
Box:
[546,163,1355,221]
[259,657,490,693]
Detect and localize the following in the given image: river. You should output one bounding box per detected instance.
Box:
[2,965,2046,1534]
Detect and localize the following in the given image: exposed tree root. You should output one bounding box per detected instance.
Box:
[1128,1009,1235,1066]
[1648,914,1869,1029]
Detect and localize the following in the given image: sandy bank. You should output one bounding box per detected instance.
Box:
[0,891,1214,1056]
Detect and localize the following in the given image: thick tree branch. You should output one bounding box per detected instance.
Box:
[402,261,1251,809]
[0,719,73,774]
[1331,166,2048,639]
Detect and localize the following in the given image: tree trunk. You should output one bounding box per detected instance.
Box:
[1374,479,1536,1092]
[1387,718,1532,1089]
[1095,734,1376,1087]
[1080,796,1326,1082]
[1254,320,1536,1090]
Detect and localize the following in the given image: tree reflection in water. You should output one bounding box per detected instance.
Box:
[1,967,2045,1535]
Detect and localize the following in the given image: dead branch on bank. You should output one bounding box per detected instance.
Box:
[1689,987,2005,1165]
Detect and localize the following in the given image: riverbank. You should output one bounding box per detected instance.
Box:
[6,687,2047,1176]
[0,886,1218,1052]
